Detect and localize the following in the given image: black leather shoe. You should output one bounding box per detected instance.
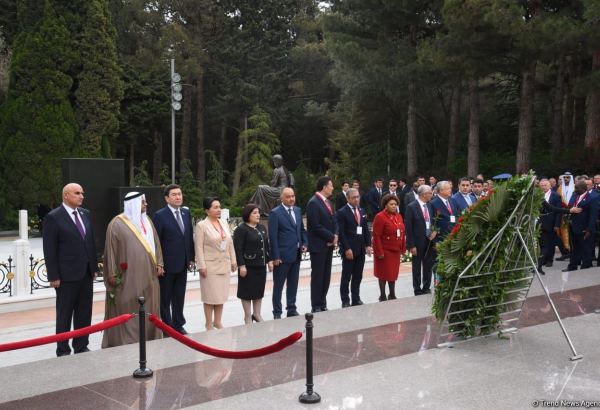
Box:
[538,269,545,275]
[311,307,322,313]
[414,290,423,296]
[342,302,351,308]
[177,327,188,335]
[422,289,432,294]
[57,351,71,357]
[388,294,397,299]
[321,306,328,311]
[556,255,570,261]
[545,261,553,267]
[74,347,90,354]
[379,295,387,302]
[352,300,364,306]
[287,311,299,317]
[274,313,282,319]
[561,268,573,272]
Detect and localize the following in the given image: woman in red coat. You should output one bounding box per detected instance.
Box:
[372,194,406,301]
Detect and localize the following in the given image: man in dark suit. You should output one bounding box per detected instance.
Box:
[335,181,350,211]
[268,187,308,319]
[405,185,437,296]
[564,180,599,271]
[306,176,338,312]
[429,181,459,243]
[336,188,372,307]
[452,177,478,212]
[538,179,562,274]
[42,183,99,357]
[385,179,400,197]
[366,177,384,218]
[153,184,194,334]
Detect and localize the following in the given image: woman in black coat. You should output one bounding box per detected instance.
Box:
[233,203,273,323]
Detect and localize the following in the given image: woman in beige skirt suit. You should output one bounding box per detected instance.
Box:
[195,197,237,330]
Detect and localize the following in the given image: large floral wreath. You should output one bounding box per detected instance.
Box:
[432,173,543,338]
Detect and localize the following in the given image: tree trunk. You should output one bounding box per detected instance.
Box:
[406,80,418,178]
[467,79,479,177]
[447,84,460,173]
[195,70,205,184]
[218,121,227,167]
[550,58,564,159]
[128,143,134,186]
[584,51,600,168]
[179,84,192,173]
[152,129,162,185]
[516,61,536,174]
[562,74,574,146]
[232,114,247,196]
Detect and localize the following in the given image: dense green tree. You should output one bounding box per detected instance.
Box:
[74,0,123,157]
[0,1,76,225]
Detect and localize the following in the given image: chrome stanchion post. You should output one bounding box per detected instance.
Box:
[299,313,320,404]
[133,296,153,378]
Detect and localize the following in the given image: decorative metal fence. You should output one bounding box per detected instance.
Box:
[29,254,105,294]
[0,256,14,296]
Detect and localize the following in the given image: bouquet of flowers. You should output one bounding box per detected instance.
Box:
[108,262,127,305]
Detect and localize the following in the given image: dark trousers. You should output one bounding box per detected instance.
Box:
[55,274,93,356]
[340,251,365,304]
[310,249,333,309]
[568,231,595,270]
[159,270,187,329]
[272,259,301,315]
[411,245,435,292]
[554,232,569,256]
[540,230,556,265]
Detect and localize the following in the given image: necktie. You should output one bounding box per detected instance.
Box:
[175,210,184,233]
[422,204,430,222]
[352,207,360,224]
[444,199,452,215]
[464,194,472,206]
[288,207,296,225]
[72,211,85,238]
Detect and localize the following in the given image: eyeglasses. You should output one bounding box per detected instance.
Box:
[389,184,397,187]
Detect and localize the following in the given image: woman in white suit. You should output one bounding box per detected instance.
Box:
[195,197,237,330]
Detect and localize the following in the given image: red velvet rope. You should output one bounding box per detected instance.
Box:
[149,314,303,359]
[0,314,135,352]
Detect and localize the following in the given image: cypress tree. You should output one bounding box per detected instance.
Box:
[0,0,76,225]
[74,0,123,157]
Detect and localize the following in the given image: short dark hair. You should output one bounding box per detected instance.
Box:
[352,179,361,184]
[203,197,220,210]
[316,176,332,191]
[374,177,383,182]
[399,178,407,183]
[473,178,484,185]
[341,181,349,186]
[164,184,181,197]
[241,203,259,222]
[459,177,470,184]
[380,194,399,209]
[417,176,425,180]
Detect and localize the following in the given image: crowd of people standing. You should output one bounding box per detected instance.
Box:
[42,171,600,355]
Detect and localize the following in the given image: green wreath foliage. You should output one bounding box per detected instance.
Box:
[432,173,543,338]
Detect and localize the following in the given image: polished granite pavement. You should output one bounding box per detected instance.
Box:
[1,262,599,409]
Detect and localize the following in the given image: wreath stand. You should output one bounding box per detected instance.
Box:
[437,176,583,361]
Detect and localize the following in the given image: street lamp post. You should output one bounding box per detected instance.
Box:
[170,58,182,184]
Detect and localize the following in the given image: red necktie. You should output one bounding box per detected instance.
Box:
[353,207,360,224]
[445,200,453,215]
[422,204,430,222]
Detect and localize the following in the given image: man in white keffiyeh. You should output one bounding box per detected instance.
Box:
[102,191,164,348]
